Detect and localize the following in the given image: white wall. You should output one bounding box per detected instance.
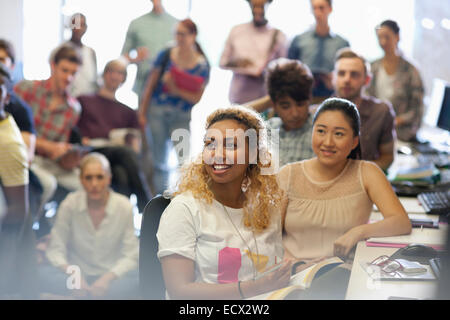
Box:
[0,0,24,74]
[0,0,24,60]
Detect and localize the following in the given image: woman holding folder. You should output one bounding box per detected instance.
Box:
[138,18,210,194]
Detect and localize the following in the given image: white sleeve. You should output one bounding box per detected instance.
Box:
[45,195,73,268]
[110,201,139,278]
[156,199,198,261]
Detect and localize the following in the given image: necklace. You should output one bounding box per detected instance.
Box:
[221,203,259,280]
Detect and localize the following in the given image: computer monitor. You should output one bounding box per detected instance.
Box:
[437,86,450,131]
[424,78,450,132]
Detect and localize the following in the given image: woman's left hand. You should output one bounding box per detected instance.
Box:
[333,227,364,259]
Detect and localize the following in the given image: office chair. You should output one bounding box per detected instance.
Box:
[139,194,171,299]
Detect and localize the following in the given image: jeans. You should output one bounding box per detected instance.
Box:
[145,103,191,195]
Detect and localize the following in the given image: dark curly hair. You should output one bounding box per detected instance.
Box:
[266,58,314,103]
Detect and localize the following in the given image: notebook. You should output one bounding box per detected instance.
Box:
[366,227,447,250]
[170,66,205,92]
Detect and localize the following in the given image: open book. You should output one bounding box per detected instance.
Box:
[249,257,344,300]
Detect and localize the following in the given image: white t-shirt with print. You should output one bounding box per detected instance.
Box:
[157,192,284,285]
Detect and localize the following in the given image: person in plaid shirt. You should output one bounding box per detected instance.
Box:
[265,58,315,168]
[14,45,84,198]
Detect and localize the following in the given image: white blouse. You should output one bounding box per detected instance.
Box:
[46,190,139,278]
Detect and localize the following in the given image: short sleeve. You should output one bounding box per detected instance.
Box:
[276,164,291,192]
[287,36,300,60]
[13,80,34,102]
[121,21,137,56]
[152,48,171,69]
[128,110,140,129]
[0,143,29,187]
[343,38,350,48]
[0,118,29,187]
[198,62,211,84]
[6,94,36,134]
[156,199,198,261]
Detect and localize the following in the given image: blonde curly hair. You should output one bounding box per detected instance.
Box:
[173,105,283,232]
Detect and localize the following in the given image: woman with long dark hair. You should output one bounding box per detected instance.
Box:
[367,20,425,142]
[280,98,411,266]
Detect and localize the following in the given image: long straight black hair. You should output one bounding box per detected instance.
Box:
[312,97,362,160]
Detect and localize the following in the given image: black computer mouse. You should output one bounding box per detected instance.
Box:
[390,244,439,264]
[402,244,438,257]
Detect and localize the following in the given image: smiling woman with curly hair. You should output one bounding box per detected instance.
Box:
[156,105,291,300]
[175,106,282,231]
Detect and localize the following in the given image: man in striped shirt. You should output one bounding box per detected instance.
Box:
[0,70,38,299]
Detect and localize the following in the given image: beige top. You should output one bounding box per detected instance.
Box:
[278,159,373,260]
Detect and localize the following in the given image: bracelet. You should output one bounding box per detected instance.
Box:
[291,260,306,274]
[237,281,245,299]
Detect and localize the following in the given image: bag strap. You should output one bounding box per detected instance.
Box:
[267,29,279,57]
[156,47,172,86]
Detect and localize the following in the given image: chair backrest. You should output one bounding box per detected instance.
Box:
[139,194,171,299]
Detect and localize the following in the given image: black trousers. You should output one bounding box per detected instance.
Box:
[94,146,152,212]
[287,266,351,300]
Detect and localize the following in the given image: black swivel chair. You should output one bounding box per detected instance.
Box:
[139,194,171,299]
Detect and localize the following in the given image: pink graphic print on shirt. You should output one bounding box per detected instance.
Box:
[217,247,241,283]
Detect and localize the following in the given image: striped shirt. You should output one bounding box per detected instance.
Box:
[266,114,314,169]
[14,79,81,143]
[0,114,29,187]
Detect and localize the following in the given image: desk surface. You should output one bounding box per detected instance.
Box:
[345,242,439,300]
[345,215,447,300]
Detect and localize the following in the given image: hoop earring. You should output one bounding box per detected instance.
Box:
[241,176,251,193]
